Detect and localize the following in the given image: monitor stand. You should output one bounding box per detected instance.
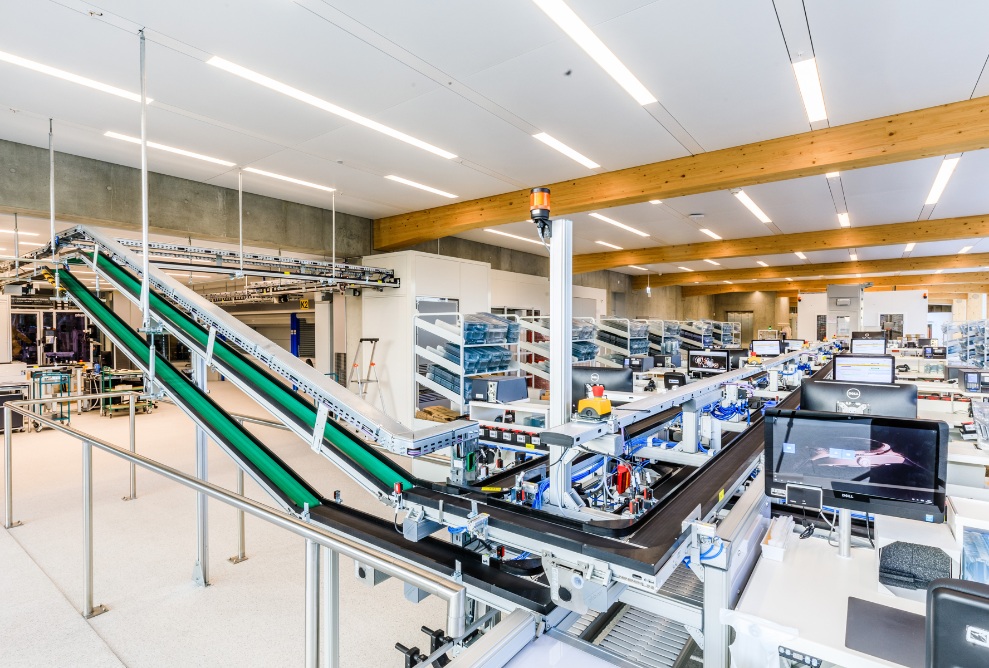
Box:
[837,508,852,558]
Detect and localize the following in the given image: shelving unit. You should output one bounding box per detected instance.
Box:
[413,312,519,411]
[713,321,742,348]
[516,316,613,381]
[679,320,714,350]
[596,318,650,361]
[468,400,549,454]
[646,320,681,356]
[943,320,987,367]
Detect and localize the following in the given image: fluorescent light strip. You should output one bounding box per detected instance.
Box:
[723,281,733,284]
[795,251,807,259]
[699,228,722,240]
[785,278,793,282]
[16,241,44,247]
[207,57,455,159]
[105,132,235,166]
[532,132,599,169]
[792,58,827,122]
[732,190,772,223]
[678,266,693,272]
[825,171,839,179]
[595,240,623,250]
[704,259,720,266]
[484,228,544,246]
[837,212,850,228]
[935,269,943,274]
[960,245,973,254]
[649,199,662,205]
[850,253,858,261]
[385,175,456,199]
[925,157,960,205]
[532,0,656,105]
[904,242,916,252]
[243,167,335,192]
[589,212,648,237]
[756,261,768,267]
[629,265,648,271]
[0,230,40,237]
[0,50,148,103]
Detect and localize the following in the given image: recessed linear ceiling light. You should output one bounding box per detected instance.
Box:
[678,266,693,272]
[0,50,149,103]
[207,57,456,159]
[243,167,335,192]
[825,171,840,179]
[0,230,40,237]
[792,57,828,123]
[959,245,973,254]
[849,253,858,261]
[838,212,850,228]
[704,259,720,266]
[384,175,456,199]
[484,228,543,246]
[699,228,722,240]
[785,278,793,281]
[935,269,943,274]
[795,251,807,259]
[533,133,599,169]
[629,265,648,271]
[104,131,235,166]
[732,190,772,224]
[756,261,768,267]
[588,212,648,237]
[649,200,662,205]
[532,0,656,105]
[16,241,44,247]
[925,157,960,205]
[595,240,623,250]
[904,242,916,252]
[723,280,733,284]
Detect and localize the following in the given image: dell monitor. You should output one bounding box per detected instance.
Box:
[832,354,896,384]
[725,348,749,370]
[571,366,634,411]
[752,339,783,357]
[687,350,729,376]
[850,336,887,355]
[801,378,918,418]
[784,339,805,352]
[664,372,687,389]
[764,408,948,522]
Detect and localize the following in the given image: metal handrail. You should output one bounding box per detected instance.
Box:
[3,395,466,640]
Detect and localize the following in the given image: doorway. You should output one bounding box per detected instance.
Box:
[726,311,755,345]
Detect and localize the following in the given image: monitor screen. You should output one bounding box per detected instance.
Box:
[784,339,805,352]
[917,338,932,347]
[752,340,783,357]
[725,348,749,370]
[801,378,918,418]
[833,354,896,384]
[571,366,634,411]
[764,408,948,522]
[687,350,729,375]
[850,338,887,355]
[964,372,982,393]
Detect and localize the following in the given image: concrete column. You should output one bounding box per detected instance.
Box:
[314,300,333,376]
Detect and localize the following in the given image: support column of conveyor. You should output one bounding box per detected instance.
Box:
[48,267,323,513]
[74,251,414,498]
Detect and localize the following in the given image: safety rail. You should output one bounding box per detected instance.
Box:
[2,393,467,667]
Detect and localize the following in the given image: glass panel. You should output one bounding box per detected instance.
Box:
[11,313,39,364]
[54,311,90,362]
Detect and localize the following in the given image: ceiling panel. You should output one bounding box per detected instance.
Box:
[840,157,943,226]
[659,191,775,240]
[739,175,838,234]
[926,148,989,219]
[808,0,989,126]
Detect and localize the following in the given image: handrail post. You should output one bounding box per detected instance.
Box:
[82,439,108,618]
[323,547,340,668]
[305,538,320,668]
[228,467,247,564]
[4,405,21,528]
[124,394,136,501]
[192,355,209,587]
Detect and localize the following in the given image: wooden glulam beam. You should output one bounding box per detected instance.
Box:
[680,272,989,297]
[580,213,989,274]
[629,250,989,290]
[374,96,989,251]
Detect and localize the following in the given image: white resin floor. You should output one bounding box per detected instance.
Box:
[0,380,447,667]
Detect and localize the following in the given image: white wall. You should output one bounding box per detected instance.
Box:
[796,293,827,340]
[798,290,929,340]
[490,269,607,318]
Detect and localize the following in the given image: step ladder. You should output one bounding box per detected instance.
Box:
[349,338,385,412]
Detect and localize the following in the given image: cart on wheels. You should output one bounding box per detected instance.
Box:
[99,368,155,418]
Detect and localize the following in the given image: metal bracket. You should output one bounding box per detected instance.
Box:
[311,403,329,452]
[205,326,217,366]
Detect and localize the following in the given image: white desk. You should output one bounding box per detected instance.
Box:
[733,533,923,668]
[917,407,989,490]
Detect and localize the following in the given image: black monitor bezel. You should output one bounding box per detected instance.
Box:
[751,339,784,357]
[833,354,896,384]
[686,349,729,376]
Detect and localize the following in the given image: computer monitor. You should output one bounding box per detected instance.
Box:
[571,366,634,410]
[764,408,948,522]
[664,372,687,389]
[917,338,932,347]
[963,371,982,393]
[801,378,918,418]
[833,354,896,384]
[687,350,729,376]
[928,579,989,667]
[924,346,947,360]
[725,348,748,370]
[751,339,783,357]
[850,336,887,355]
[784,339,805,352]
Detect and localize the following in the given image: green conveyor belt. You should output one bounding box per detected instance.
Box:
[82,253,412,490]
[54,268,322,509]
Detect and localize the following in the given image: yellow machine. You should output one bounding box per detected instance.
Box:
[577,384,612,420]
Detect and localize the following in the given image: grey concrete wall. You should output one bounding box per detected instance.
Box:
[0,138,370,258]
[713,292,781,331]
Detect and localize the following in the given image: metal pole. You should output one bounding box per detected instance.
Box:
[82,440,107,618]
[125,394,136,500]
[331,193,336,280]
[229,467,247,564]
[238,170,244,276]
[4,405,21,528]
[838,508,852,558]
[13,212,19,274]
[192,354,209,586]
[546,218,573,510]
[305,538,320,668]
[138,29,150,329]
[322,547,340,668]
[49,120,58,296]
